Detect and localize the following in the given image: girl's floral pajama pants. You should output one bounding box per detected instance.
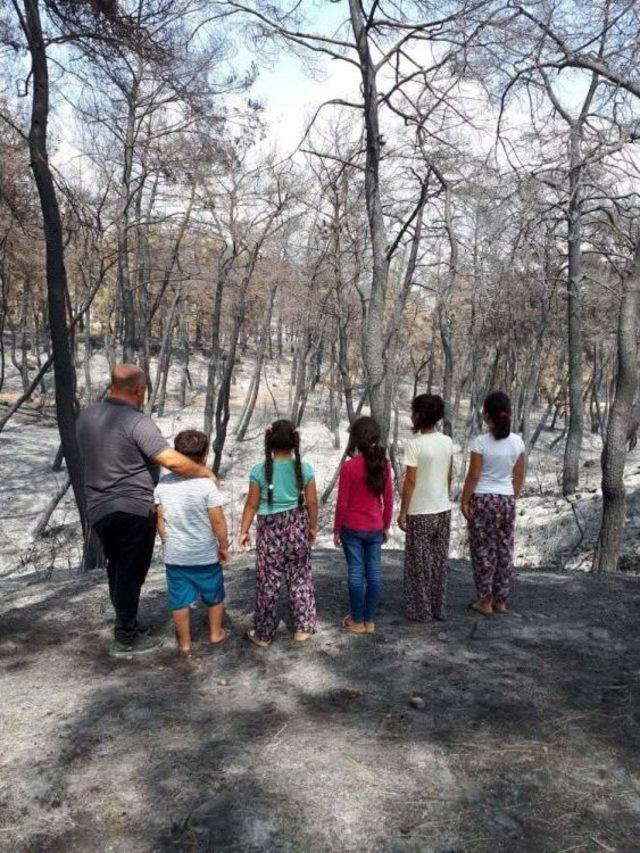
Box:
[403,510,451,621]
[468,494,516,605]
[254,507,317,642]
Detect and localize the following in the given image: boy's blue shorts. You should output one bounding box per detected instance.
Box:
[165,562,225,611]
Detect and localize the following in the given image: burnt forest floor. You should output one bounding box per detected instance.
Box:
[1,551,639,852]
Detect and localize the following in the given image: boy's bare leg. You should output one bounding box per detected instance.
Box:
[172,607,192,653]
[208,603,228,644]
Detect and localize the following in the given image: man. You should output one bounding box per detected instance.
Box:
[76,364,218,657]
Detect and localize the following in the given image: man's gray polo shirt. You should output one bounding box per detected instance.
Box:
[76,397,170,525]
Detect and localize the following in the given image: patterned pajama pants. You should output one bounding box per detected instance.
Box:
[254,507,317,643]
[468,494,516,605]
[403,510,451,621]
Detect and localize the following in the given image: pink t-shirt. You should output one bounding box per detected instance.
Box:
[334,455,394,534]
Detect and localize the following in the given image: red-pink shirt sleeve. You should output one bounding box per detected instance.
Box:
[334,461,350,534]
[382,462,394,530]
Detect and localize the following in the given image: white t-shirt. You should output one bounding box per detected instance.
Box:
[154,474,227,566]
[404,432,453,515]
[470,432,526,496]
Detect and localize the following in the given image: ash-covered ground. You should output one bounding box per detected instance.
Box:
[1,551,639,852]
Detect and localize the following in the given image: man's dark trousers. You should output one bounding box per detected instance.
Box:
[93,511,156,643]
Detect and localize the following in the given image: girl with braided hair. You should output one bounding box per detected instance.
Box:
[334,416,394,635]
[239,419,318,647]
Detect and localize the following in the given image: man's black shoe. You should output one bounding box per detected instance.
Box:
[109,635,162,658]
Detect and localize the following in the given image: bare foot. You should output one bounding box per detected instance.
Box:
[364,622,375,634]
[293,631,312,642]
[468,600,493,617]
[342,616,366,634]
[210,628,231,646]
[177,648,202,670]
[246,629,270,649]
[493,602,507,614]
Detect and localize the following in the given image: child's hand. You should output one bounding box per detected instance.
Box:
[382,528,390,544]
[333,533,341,548]
[219,545,230,566]
[308,527,317,546]
[397,512,407,532]
[239,531,251,551]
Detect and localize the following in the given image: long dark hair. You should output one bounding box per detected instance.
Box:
[484,391,512,440]
[346,416,387,496]
[411,393,445,432]
[264,419,304,507]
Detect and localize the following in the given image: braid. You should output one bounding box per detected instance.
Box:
[265,429,274,505]
[293,431,304,508]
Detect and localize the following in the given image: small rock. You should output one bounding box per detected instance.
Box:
[410,696,426,710]
[584,459,597,468]
[217,679,229,687]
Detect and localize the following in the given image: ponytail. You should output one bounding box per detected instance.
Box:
[484,391,512,440]
[362,443,386,496]
[347,416,387,497]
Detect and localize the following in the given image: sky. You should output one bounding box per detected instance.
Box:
[225,2,360,157]
[46,1,616,182]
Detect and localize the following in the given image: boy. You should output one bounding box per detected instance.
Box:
[154,430,230,656]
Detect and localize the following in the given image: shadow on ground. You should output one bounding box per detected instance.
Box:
[1,552,639,852]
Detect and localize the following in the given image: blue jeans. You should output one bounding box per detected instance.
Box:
[341,527,383,623]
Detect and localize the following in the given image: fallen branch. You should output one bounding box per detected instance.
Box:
[33,479,71,538]
[0,400,56,420]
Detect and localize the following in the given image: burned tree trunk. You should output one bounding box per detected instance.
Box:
[562,131,585,495]
[593,247,640,573]
[348,0,391,440]
[19,0,91,555]
[236,285,276,441]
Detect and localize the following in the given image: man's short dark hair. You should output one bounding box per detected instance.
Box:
[174,430,209,461]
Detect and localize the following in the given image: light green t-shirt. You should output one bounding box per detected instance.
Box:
[250,459,315,516]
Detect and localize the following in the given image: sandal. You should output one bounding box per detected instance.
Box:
[210,628,231,646]
[342,615,366,634]
[364,622,375,634]
[493,602,507,614]
[246,629,270,649]
[468,600,493,617]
